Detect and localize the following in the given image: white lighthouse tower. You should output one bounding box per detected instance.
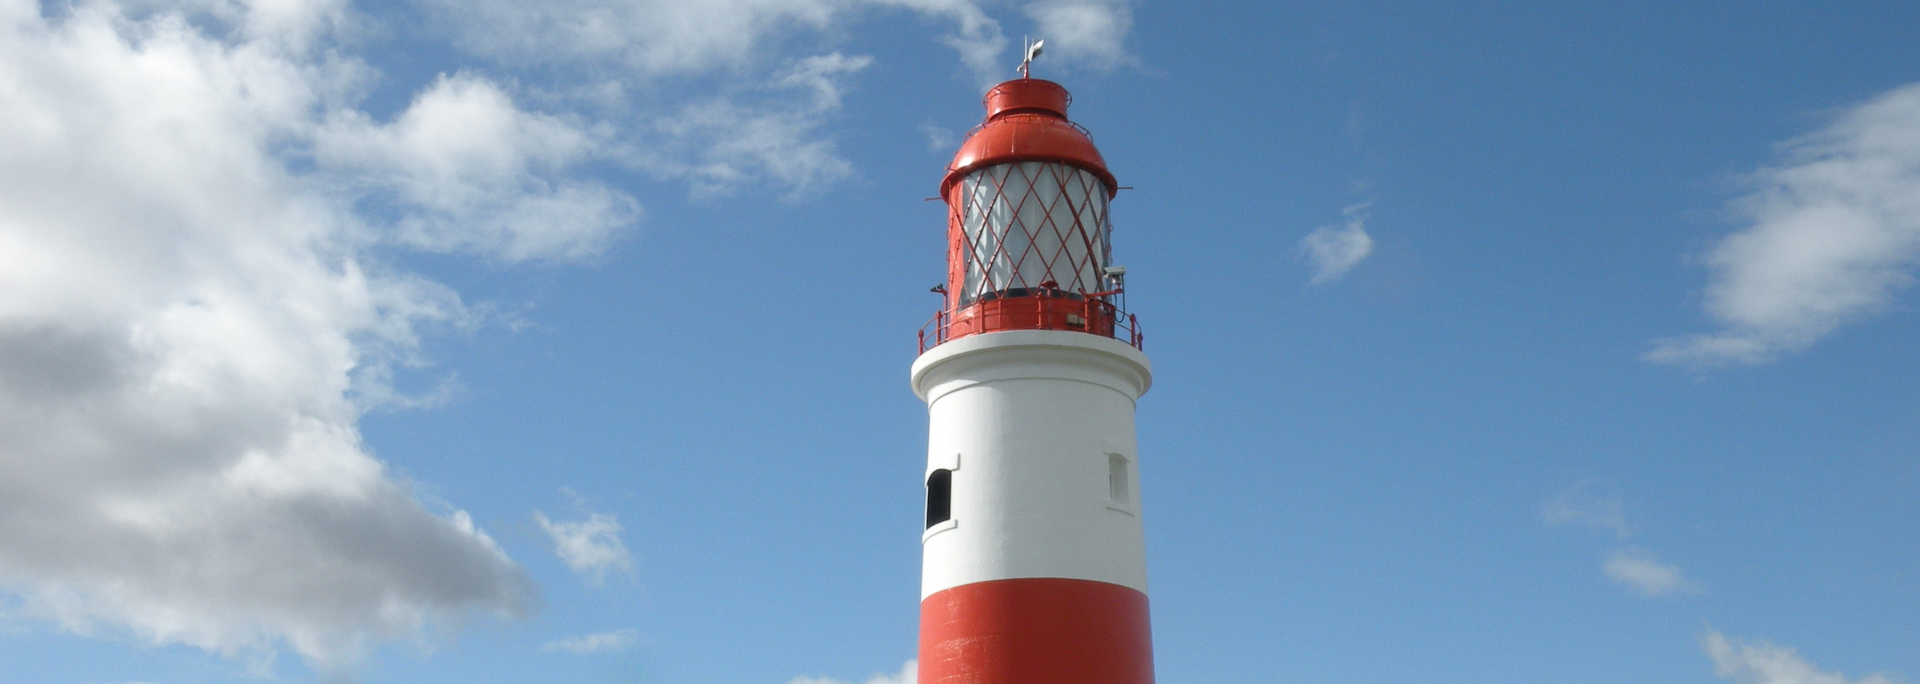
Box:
[913,71,1155,684]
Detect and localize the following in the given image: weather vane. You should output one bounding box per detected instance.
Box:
[1019,37,1045,78]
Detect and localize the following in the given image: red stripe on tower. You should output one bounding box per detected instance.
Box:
[920,578,1153,684]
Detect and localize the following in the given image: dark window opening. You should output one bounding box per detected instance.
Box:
[926,469,953,529]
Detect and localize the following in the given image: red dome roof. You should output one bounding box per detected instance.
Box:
[941,79,1116,198]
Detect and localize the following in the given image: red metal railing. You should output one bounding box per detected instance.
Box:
[918,297,1143,354]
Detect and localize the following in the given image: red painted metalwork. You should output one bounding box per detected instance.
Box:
[925,77,1139,349]
[919,577,1155,684]
[918,296,1143,354]
[942,79,1116,198]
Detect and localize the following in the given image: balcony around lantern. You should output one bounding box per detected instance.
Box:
[917,290,1143,354]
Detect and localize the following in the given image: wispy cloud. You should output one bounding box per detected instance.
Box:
[922,122,958,152]
[535,506,634,585]
[1301,201,1375,284]
[1543,481,1698,597]
[1650,81,1920,367]
[414,0,1010,82]
[542,628,640,654]
[1022,0,1135,72]
[1542,480,1631,539]
[645,53,873,199]
[393,0,1137,199]
[1705,632,1907,684]
[1604,548,1692,596]
[789,660,917,684]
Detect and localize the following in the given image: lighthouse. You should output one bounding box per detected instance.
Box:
[912,66,1155,684]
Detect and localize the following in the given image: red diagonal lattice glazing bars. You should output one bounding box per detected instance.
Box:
[958,161,1109,304]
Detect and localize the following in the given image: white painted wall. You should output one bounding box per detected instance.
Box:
[912,330,1153,599]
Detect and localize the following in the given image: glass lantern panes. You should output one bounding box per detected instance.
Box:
[958,161,1111,306]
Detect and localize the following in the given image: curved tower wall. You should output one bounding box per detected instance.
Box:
[913,330,1154,684]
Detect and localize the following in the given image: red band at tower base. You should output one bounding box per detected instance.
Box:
[919,578,1155,684]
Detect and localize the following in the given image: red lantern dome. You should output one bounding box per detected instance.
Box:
[919,78,1140,352]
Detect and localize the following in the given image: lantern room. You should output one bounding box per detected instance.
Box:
[919,78,1141,352]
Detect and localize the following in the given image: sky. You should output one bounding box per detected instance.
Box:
[0,0,1917,682]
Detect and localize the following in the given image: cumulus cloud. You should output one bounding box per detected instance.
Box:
[541,628,640,654]
[1301,201,1375,284]
[1603,548,1691,596]
[535,508,634,585]
[316,74,638,261]
[1650,81,1920,367]
[0,0,1136,676]
[1542,480,1631,539]
[1705,632,1906,684]
[789,660,917,684]
[1022,0,1134,71]
[0,0,651,673]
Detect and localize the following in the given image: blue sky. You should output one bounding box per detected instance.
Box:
[1,1,1917,683]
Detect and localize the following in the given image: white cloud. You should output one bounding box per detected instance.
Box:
[412,0,1006,82]
[0,0,1137,676]
[1542,480,1631,539]
[316,73,639,262]
[0,0,656,674]
[1650,81,1920,367]
[1022,0,1134,72]
[535,509,634,585]
[1301,201,1375,284]
[1705,632,1906,684]
[541,628,640,654]
[642,53,874,198]
[789,660,917,684]
[1603,548,1691,596]
[1543,483,1692,596]
[921,122,958,152]
[399,0,1137,200]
